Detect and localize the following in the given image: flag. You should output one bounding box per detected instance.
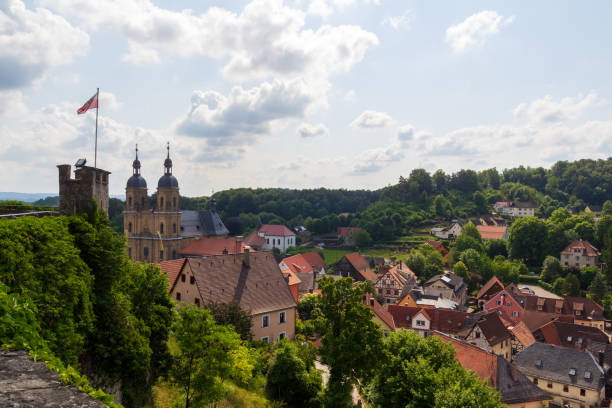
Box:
[157,231,164,251]
[77,92,98,114]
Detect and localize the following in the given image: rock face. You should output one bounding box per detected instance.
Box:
[0,350,106,408]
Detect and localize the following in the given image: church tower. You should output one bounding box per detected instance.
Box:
[124,145,149,260]
[155,143,181,259]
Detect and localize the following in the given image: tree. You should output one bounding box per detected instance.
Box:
[507,217,548,265]
[473,191,488,214]
[205,300,253,341]
[353,229,373,247]
[563,273,581,297]
[541,256,563,283]
[486,239,508,258]
[266,341,322,407]
[406,251,426,277]
[170,306,242,408]
[453,222,484,254]
[224,216,245,235]
[603,227,612,284]
[603,200,612,216]
[315,277,383,408]
[453,261,469,283]
[588,274,607,304]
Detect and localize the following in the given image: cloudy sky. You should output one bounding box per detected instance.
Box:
[2,0,612,196]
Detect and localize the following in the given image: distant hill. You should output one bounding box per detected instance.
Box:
[0,192,56,202]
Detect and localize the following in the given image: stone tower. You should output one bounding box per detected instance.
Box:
[124,145,148,239]
[57,162,110,216]
[155,142,181,241]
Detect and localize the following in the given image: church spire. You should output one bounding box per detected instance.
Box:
[132,144,141,175]
[164,141,172,175]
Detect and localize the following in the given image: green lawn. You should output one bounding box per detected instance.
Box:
[320,248,352,264]
[320,247,413,265]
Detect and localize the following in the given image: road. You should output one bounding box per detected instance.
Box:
[315,360,362,406]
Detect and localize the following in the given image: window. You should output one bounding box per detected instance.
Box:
[128,247,132,257]
[141,196,145,207]
[533,378,538,385]
[563,385,568,392]
[475,331,480,338]
[279,311,286,324]
[394,290,399,295]
[580,389,586,397]
[386,289,391,294]
[176,292,181,301]
[144,247,149,258]
[506,301,512,306]
[173,223,177,233]
[261,337,269,344]
[159,250,163,260]
[266,238,269,244]
[160,223,164,234]
[195,298,200,307]
[512,311,519,317]
[172,250,176,259]
[173,197,176,208]
[378,288,383,294]
[128,197,132,207]
[181,274,186,282]
[547,382,552,389]
[278,332,286,340]
[190,276,195,284]
[416,320,425,327]
[262,314,270,328]
[128,222,132,232]
[160,197,164,208]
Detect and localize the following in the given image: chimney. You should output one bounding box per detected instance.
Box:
[312,265,318,291]
[235,235,244,254]
[243,246,251,267]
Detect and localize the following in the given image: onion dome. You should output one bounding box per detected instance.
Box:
[158,142,179,189]
[126,145,147,189]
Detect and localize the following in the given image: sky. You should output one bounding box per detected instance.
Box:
[1,0,612,196]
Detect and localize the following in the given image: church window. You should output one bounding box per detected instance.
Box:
[141,197,145,207]
[172,250,176,259]
[176,292,181,301]
[144,247,149,258]
[173,197,177,208]
[160,223,164,233]
[128,222,132,233]
[128,248,131,257]
[160,197,164,208]
[181,274,186,282]
[173,223,177,233]
[128,196,132,207]
[160,250,163,260]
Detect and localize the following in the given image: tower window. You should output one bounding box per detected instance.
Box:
[173,197,177,208]
[128,197,132,207]
[144,247,149,258]
[128,222,132,233]
[160,223,164,234]
[141,197,145,207]
[173,223,177,233]
[128,247,131,257]
[172,250,176,259]
[160,250,163,261]
[160,197,164,208]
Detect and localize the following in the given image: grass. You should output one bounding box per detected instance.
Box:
[152,380,274,408]
[320,247,414,265]
[320,248,352,264]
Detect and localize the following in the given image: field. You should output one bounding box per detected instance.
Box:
[320,247,413,265]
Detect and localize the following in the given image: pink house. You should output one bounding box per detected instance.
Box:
[483,289,524,323]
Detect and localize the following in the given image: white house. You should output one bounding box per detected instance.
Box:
[257,224,296,253]
[493,202,535,217]
[430,222,462,239]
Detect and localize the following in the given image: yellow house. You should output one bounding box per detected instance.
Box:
[464,312,513,361]
[515,343,605,408]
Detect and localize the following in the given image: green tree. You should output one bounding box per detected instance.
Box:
[603,227,612,284]
[205,300,253,341]
[170,305,242,408]
[266,341,322,407]
[298,293,321,321]
[473,191,488,214]
[507,217,548,265]
[315,277,383,408]
[541,256,563,283]
[406,251,426,277]
[453,261,469,283]
[563,273,581,297]
[353,229,373,247]
[603,200,612,216]
[486,239,508,258]
[453,222,484,254]
[588,274,607,304]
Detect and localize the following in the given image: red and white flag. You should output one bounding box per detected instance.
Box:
[77,92,98,114]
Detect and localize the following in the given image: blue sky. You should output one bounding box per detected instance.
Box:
[1,0,611,196]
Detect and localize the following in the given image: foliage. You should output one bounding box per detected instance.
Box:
[507,217,548,265]
[170,305,243,408]
[588,274,607,304]
[406,244,444,282]
[266,340,322,407]
[541,256,563,283]
[314,277,383,407]
[368,330,503,408]
[353,228,373,247]
[562,273,581,297]
[205,300,253,341]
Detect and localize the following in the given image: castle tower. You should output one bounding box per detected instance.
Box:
[57,161,110,216]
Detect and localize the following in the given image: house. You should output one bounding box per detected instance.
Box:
[483,289,524,323]
[560,240,601,269]
[514,343,605,408]
[362,293,395,333]
[388,305,474,337]
[397,289,459,310]
[337,227,362,247]
[423,272,467,306]
[375,262,418,304]
[245,224,296,254]
[429,222,462,239]
[464,312,513,361]
[279,251,327,295]
[533,321,609,351]
[475,225,508,241]
[506,321,536,357]
[282,270,301,303]
[584,205,602,215]
[159,251,297,344]
[423,240,449,257]
[179,236,246,257]
[494,201,536,217]
[434,333,551,408]
[334,252,378,283]
[476,276,505,307]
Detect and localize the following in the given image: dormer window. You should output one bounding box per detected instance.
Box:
[585,371,591,379]
[567,336,572,342]
[569,368,576,376]
[535,359,542,368]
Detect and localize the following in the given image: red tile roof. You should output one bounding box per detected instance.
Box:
[244,230,266,247]
[535,321,608,349]
[476,225,507,240]
[507,321,536,348]
[282,270,302,286]
[473,312,512,347]
[364,293,395,330]
[281,251,326,274]
[424,240,445,250]
[301,251,326,270]
[179,236,245,256]
[387,305,472,334]
[477,276,505,300]
[158,258,187,293]
[344,252,378,282]
[259,224,295,237]
[337,226,361,237]
[560,240,601,257]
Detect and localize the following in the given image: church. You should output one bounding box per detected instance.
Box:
[124,144,229,263]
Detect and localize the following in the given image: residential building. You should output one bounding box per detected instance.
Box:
[560,240,601,269]
[375,262,417,304]
[397,289,459,310]
[434,333,551,408]
[423,272,467,306]
[159,251,297,343]
[362,293,395,333]
[245,224,296,254]
[494,201,536,217]
[279,251,327,295]
[388,305,474,337]
[476,225,508,241]
[464,312,513,361]
[334,252,378,283]
[483,289,524,323]
[476,276,505,308]
[179,236,246,257]
[423,240,449,257]
[337,226,362,247]
[124,146,229,263]
[514,343,606,408]
[533,321,609,351]
[507,321,536,357]
[282,270,301,303]
[429,222,462,239]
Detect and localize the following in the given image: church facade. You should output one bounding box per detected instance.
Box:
[124,145,229,263]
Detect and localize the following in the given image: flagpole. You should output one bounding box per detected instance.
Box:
[94,87,99,168]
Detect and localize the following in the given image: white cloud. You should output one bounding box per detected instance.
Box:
[0,90,27,116]
[350,110,393,129]
[0,0,89,90]
[352,144,403,174]
[397,124,414,141]
[99,92,122,112]
[176,78,322,148]
[513,91,604,124]
[445,10,514,53]
[344,90,356,101]
[382,10,412,30]
[297,122,329,138]
[42,0,378,83]
[307,0,333,17]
